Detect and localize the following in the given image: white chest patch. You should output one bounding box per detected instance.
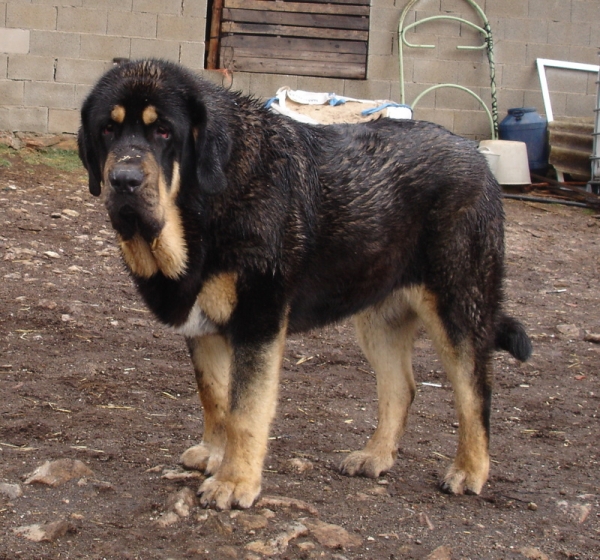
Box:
[172,301,219,338]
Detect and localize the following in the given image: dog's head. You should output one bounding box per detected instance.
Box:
[78,59,232,279]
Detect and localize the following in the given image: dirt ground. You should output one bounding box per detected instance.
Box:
[0,142,599,560]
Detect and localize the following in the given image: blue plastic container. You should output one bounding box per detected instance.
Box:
[499,107,549,172]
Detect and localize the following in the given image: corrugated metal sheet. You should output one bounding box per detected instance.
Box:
[548,118,593,180]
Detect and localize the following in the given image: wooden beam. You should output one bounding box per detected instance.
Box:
[222,8,369,30]
[223,0,369,16]
[221,21,368,41]
[221,34,367,55]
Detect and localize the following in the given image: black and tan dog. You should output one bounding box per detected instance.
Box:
[78,59,531,510]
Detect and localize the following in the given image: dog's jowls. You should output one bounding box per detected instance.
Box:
[78,59,531,510]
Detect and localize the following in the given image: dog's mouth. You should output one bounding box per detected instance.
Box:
[108,200,163,242]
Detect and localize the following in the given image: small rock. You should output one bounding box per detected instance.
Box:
[303,519,362,549]
[14,520,70,543]
[256,495,319,516]
[246,522,307,556]
[24,459,95,487]
[166,487,197,518]
[156,511,179,527]
[0,482,23,500]
[62,209,80,218]
[556,324,581,339]
[519,546,549,560]
[43,251,61,259]
[37,299,57,310]
[528,502,538,511]
[215,545,238,559]
[286,457,314,473]
[425,545,452,560]
[234,511,269,531]
[556,500,592,523]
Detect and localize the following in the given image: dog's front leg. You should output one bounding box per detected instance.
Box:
[198,325,287,510]
[181,334,232,475]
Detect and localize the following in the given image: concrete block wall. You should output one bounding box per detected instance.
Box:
[0,0,599,139]
[0,0,207,134]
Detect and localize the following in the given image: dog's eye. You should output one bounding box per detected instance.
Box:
[103,123,114,135]
[156,126,171,140]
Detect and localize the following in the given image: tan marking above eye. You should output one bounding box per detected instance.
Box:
[142,105,158,125]
[111,105,126,124]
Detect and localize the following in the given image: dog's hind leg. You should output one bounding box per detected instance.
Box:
[181,334,232,475]
[414,289,492,495]
[340,293,419,478]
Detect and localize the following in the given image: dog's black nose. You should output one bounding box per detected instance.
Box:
[109,164,144,193]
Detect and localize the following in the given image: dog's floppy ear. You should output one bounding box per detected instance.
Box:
[77,125,103,197]
[191,97,232,195]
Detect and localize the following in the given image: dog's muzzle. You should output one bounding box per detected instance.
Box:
[109,162,144,194]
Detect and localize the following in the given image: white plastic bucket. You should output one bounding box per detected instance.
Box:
[479,139,531,185]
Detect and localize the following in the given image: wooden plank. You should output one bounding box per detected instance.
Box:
[281,0,369,5]
[221,46,365,64]
[223,0,369,17]
[221,21,368,41]
[221,34,367,55]
[223,8,368,30]
[223,54,366,79]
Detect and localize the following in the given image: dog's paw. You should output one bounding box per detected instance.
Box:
[198,475,260,510]
[339,450,394,479]
[439,464,486,495]
[180,443,224,475]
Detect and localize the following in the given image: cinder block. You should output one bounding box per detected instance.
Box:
[440,0,485,16]
[523,90,548,118]
[6,4,57,31]
[497,89,527,115]
[437,37,490,61]
[6,106,49,133]
[157,15,203,42]
[0,28,30,54]
[370,7,402,35]
[83,0,132,10]
[568,45,600,67]
[183,0,208,19]
[435,85,486,112]
[529,0,571,22]
[297,76,345,95]
[366,54,398,82]
[565,93,595,118]
[525,43,568,66]
[413,59,459,85]
[133,0,182,16]
[545,66,590,95]
[108,10,157,39]
[57,7,107,35]
[501,19,548,44]
[25,81,76,110]
[500,64,540,91]
[494,40,527,66]
[8,54,55,81]
[403,81,435,108]
[0,55,7,78]
[179,41,205,70]
[248,73,298,100]
[533,88,568,118]
[49,109,80,134]
[457,61,497,88]
[572,0,600,23]
[484,0,528,19]
[0,107,9,131]
[370,30,394,57]
[130,38,179,61]
[0,79,24,105]
[549,21,591,47]
[76,83,93,107]
[412,107,455,131]
[453,109,494,139]
[80,35,130,61]
[30,30,80,58]
[228,71,251,95]
[56,58,112,85]
[343,78,392,101]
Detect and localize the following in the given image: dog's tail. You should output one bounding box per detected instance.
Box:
[495,314,532,362]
